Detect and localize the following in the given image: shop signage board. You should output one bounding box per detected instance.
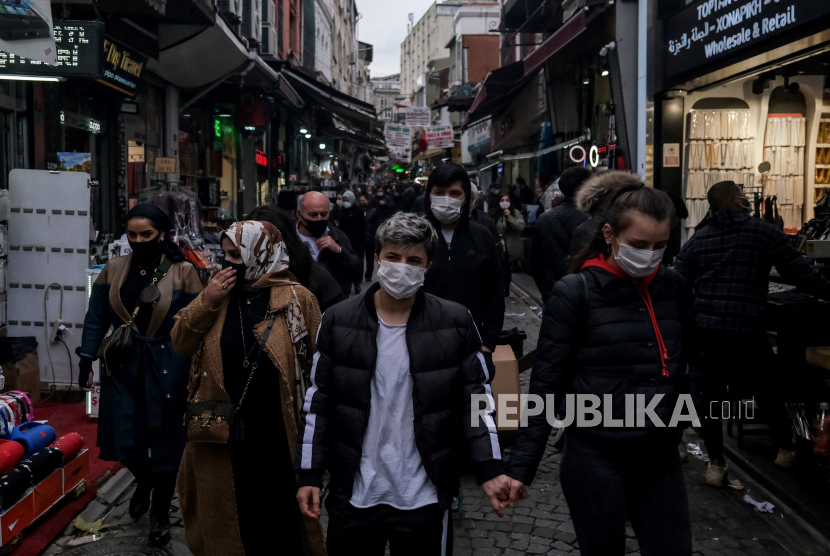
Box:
[0,20,102,78]
[666,0,830,78]
[663,143,681,167]
[154,157,177,173]
[405,107,431,127]
[98,37,146,95]
[0,0,57,65]
[424,125,454,149]
[385,124,412,163]
[467,119,492,150]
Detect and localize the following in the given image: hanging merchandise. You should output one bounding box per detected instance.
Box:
[763,115,806,231]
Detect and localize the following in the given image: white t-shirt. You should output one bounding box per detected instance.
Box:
[441,229,454,249]
[297,223,327,261]
[349,316,438,510]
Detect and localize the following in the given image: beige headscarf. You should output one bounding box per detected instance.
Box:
[221,221,297,288]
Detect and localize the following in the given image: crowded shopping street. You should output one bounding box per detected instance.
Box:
[0,0,830,555]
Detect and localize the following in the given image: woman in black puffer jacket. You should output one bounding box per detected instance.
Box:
[505,172,699,556]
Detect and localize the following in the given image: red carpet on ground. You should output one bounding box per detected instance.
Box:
[12,401,121,556]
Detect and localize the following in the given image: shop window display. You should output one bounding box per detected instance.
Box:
[684,107,755,234]
[816,119,830,201]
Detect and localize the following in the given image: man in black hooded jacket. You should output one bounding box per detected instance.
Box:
[422,162,505,352]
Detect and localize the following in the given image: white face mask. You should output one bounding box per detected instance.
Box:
[430,195,464,224]
[336,200,343,206]
[376,260,426,299]
[499,201,511,210]
[343,201,353,209]
[613,238,665,278]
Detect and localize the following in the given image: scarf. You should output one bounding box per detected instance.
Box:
[222,221,297,288]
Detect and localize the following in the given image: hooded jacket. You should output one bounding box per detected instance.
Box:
[505,257,700,486]
[422,179,505,350]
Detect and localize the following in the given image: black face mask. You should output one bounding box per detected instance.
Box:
[221,258,248,286]
[300,217,329,238]
[129,238,161,266]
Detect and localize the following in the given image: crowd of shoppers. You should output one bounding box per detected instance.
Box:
[75,157,829,556]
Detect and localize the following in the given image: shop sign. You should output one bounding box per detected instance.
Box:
[467,119,491,150]
[663,143,681,167]
[569,144,600,167]
[424,125,454,149]
[256,150,267,167]
[666,0,830,78]
[98,37,146,95]
[384,124,412,163]
[154,157,177,173]
[405,107,431,127]
[0,20,102,78]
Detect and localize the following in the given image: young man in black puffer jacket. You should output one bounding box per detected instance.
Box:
[296,212,511,556]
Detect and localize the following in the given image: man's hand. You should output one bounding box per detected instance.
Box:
[507,478,529,507]
[481,346,492,353]
[297,486,322,519]
[316,236,342,254]
[482,474,512,517]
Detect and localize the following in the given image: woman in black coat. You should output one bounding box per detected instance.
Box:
[247,205,346,311]
[79,204,202,547]
[505,172,699,556]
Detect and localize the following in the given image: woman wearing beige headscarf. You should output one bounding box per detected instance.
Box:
[172,221,326,555]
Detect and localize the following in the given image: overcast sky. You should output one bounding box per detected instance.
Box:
[357,0,437,78]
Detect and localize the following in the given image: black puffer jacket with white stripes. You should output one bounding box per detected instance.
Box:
[295,283,503,512]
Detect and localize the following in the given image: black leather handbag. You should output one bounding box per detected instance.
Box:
[98,258,172,370]
[185,312,277,444]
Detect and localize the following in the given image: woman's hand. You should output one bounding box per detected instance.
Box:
[203,267,237,310]
[79,356,94,391]
[504,208,510,217]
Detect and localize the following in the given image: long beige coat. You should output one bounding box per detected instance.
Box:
[171,284,326,556]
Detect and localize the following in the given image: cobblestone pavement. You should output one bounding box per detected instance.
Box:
[43,274,826,555]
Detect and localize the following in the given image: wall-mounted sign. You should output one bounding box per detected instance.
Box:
[467,119,491,150]
[666,0,830,78]
[569,144,600,167]
[98,37,146,95]
[0,21,102,78]
[256,150,268,167]
[424,125,454,149]
[663,143,680,167]
[405,107,431,127]
[154,157,177,174]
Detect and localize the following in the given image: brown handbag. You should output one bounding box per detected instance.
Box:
[185,311,277,443]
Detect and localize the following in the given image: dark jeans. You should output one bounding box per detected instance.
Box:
[327,503,451,556]
[560,431,691,556]
[696,329,794,462]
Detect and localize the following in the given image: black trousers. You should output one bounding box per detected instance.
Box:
[122,456,177,516]
[696,329,794,462]
[364,246,375,281]
[327,503,451,556]
[351,240,366,289]
[560,431,692,556]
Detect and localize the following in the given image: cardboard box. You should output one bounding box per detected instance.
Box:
[0,491,33,546]
[4,353,40,403]
[63,449,89,494]
[33,468,63,518]
[491,345,522,434]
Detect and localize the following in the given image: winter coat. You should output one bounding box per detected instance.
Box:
[172,284,326,556]
[531,198,590,302]
[295,284,504,512]
[506,260,700,487]
[335,205,366,249]
[495,208,526,265]
[314,225,362,296]
[80,254,201,470]
[423,187,505,351]
[364,203,397,245]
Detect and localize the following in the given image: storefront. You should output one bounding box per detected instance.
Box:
[651,0,830,246]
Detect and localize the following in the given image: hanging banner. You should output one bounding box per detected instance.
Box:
[0,0,57,65]
[424,125,454,149]
[384,124,412,163]
[665,0,830,78]
[405,107,431,127]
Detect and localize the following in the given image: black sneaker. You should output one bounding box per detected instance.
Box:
[128,482,152,519]
[149,513,171,547]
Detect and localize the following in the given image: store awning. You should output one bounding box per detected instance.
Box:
[149,17,251,89]
[462,62,534,130]
[275,73,304,108]
[282,68,378,126]
[431,95,475,112]
[523,8,600,76]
